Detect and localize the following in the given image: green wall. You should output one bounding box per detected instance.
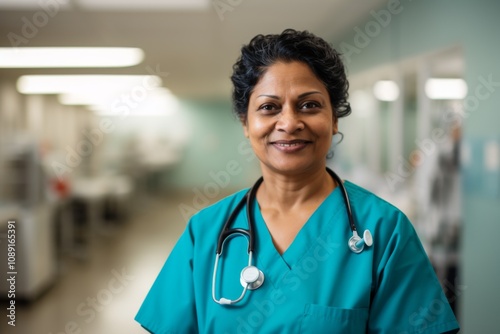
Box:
[336,0,500,332]
[165,99,261,191]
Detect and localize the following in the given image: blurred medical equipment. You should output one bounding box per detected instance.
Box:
[0,135,57,300]
[212,168,373,305]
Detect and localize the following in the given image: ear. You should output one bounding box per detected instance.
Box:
[242,117,249,138]
[332,116,338,135]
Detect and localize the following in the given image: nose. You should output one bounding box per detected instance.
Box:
[276,105,304,133]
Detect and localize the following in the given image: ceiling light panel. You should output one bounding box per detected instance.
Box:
[17,75,162,94]
[425,78,467,100]
[373,80,400,102]
[76,0,210,11]
[0,0,71,10]
[0,47,144,68]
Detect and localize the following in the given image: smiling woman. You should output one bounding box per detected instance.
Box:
[244,61,336,178]
[135,29,460,333]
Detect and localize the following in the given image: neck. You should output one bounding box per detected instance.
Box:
[257,165,336,211]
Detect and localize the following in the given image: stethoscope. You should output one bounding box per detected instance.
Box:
[212,168,373,305]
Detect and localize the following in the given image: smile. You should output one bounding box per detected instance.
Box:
[270,140,312,152]
[275,142,304,147]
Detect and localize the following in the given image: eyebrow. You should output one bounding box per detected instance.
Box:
[257,91,323,99]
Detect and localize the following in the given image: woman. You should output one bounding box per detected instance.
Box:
[135,29,460,333]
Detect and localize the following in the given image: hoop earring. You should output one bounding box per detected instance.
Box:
[326,132,344,159]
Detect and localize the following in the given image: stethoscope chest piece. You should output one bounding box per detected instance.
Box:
[348,230,373,254]
[240,266,264,290]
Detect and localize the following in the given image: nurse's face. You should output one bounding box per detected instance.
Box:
[243,61,337,175]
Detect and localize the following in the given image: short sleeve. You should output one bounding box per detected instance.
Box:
[368,214,460,334]
[135,222,197,334]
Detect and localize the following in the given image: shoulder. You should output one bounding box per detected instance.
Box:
[343,180,416,246]
[344,180,408,220]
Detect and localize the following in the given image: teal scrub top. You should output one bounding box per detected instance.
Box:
[135,181,460,333]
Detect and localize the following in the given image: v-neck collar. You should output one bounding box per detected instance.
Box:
[252,185,346,287]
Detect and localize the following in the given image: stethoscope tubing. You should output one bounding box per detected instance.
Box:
[216,168,355,255]
[325,168,357,233]
[215,176,263,255]
[212,167,371,305]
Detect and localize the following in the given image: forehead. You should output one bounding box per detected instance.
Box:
[252,61,327,95]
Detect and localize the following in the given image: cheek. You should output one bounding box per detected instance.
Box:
[313,117,334,136]
[248,117,272,139]
[312,120,335,150]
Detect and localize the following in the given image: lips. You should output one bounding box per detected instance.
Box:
[269,139,312,152]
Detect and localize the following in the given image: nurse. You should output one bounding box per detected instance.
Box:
[135,29,460,333]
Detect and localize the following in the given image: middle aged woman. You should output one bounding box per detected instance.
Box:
[135,29,460,333]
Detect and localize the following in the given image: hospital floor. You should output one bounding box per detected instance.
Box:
[0,191,211,334]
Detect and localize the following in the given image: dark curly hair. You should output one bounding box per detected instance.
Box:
[231,29,351,122]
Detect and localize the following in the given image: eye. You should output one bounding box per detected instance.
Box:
[300,101,321,110]
[258,104,280,113]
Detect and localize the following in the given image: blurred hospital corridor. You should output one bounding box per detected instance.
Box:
[0,191,198,334]
[1,0,500,333]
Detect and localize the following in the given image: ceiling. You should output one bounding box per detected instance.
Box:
[0,0,389,99]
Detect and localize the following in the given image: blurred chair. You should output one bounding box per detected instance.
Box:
[67,175,133,258]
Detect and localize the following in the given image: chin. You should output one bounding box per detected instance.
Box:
[264,160,321,175]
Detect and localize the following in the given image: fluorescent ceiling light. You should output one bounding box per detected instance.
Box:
[373,80,400,102]
[425,78,467,100]
[17,75,161,94]
[76,0,210,11]
[0,0,70,10]
[0,0,208,10]
[350,90,376,118]
[0,47,144,68]
[58,93,111,106]
[58,87,173,107]
[91,88,180,117]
